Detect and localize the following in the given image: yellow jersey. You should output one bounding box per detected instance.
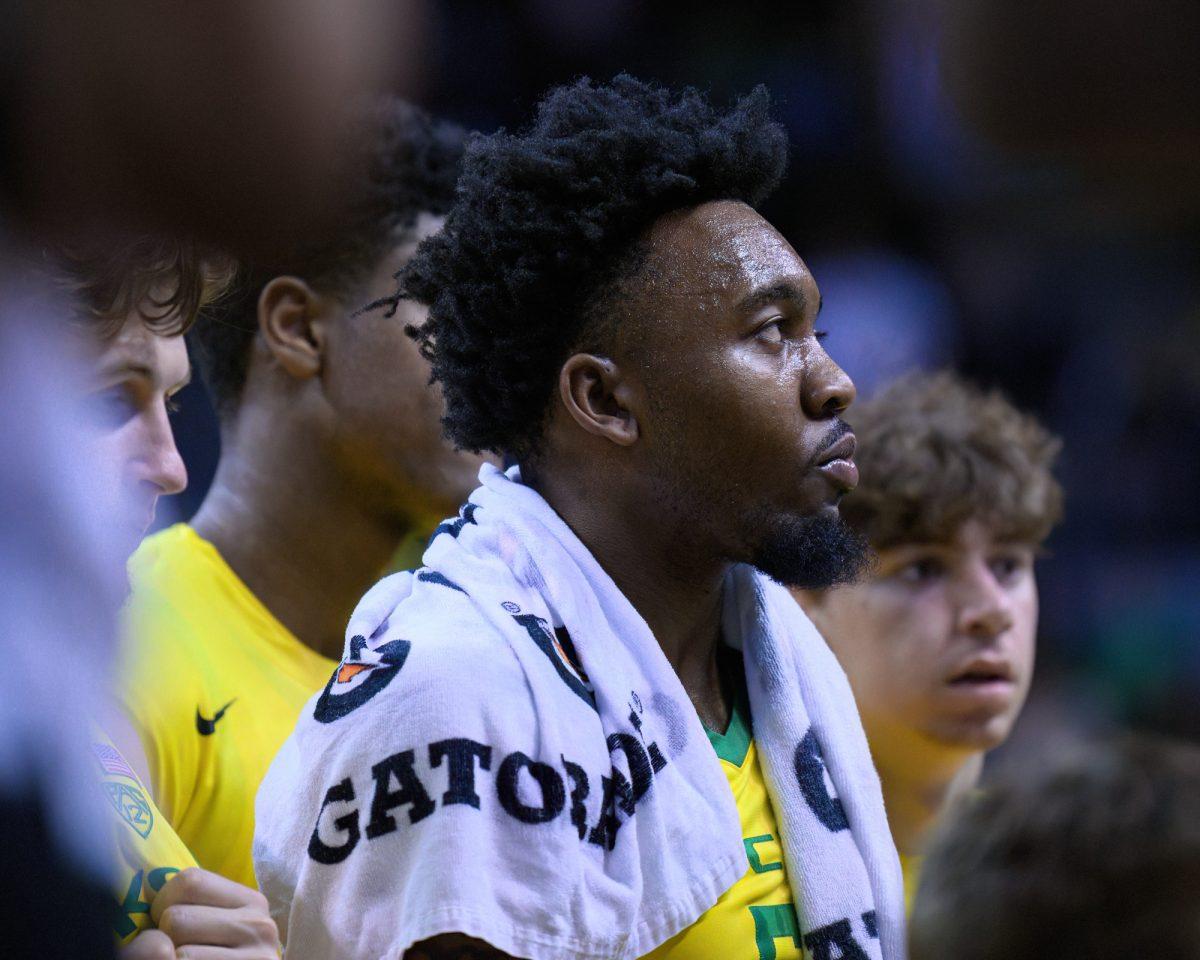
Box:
[117,524,338,888]
[646,679,803,960]
[91,726,197,945]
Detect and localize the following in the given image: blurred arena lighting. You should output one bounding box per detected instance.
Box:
[923,0,1200,219]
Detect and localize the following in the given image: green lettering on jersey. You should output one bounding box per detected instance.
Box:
[750,903,802,960]
[147,866,181,892]
[111,865,183,940]
[744,833,783,874]
[112,870,151,940]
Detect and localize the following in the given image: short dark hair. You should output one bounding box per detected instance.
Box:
[192,99,467,418]
[49,236,232,338]
[911,736,1200,960]
[840,371,1063,549]
[402,74,789,459]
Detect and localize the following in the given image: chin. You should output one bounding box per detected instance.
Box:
[748,508,870,590]
[925,713,1017,754]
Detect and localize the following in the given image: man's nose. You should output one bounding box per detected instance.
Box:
[137,409,188,496]
[956,566,1016,640]
[802,346,856,420]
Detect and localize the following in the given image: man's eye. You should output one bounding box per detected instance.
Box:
[755,320,784,344]
[990,555,1028,582]
[897,558,944,583]
[87,385,137,428]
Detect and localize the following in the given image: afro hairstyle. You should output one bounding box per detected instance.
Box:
[192,98,468,419]
[401,74,789,459]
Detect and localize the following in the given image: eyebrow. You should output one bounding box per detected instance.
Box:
[736,281,815,316]
[98,360,190,393]
[99,360,156,383]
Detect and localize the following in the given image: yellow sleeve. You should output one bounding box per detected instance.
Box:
[115,596,206,829]
[91,727,198,945]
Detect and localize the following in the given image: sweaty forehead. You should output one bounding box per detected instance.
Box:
[640,199,810,308]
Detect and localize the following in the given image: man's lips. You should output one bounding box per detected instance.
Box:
[815,431,858,491]
[947,656,1015,684]
[945,657,1017,703]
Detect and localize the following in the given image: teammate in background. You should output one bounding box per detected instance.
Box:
[256,76,904,960]
[57,237,279,958]
[794,371,1063,908]
[910,735,1200,960]
[117,100,485,890]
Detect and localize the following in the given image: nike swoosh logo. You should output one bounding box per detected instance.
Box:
[195,699,237,736]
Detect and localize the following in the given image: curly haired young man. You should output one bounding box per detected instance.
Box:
[256,76,906,960]
[795,371,1063,910]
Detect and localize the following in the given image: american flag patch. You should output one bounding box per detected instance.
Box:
[91,742,138,782]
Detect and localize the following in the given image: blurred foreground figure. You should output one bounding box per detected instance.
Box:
[0,248,126,960]
[797,372,1062,907]
[256,76,904,960]
[0,4,424,953]
[118,101,483,891]
[4,0,424,256]
[911,735,1200,960]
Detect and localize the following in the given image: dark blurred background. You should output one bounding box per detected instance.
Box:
[159,0,1200,751]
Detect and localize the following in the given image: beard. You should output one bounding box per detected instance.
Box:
[749,508,871,589]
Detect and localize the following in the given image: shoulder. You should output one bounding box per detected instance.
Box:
[123,525,222,634]
[117,528,219,715]
[311,572,530,734]
[127,524,209,588]
[120,523,251,668]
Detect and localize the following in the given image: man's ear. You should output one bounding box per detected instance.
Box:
[558,353,639,447]
[257,276,327,380]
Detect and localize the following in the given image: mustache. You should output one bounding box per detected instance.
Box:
[811,419,853,461]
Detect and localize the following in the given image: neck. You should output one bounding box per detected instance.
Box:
[528,460,730,729]
[191,415,408,661]
[872,736,983,856]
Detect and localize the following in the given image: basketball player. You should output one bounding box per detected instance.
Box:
[795,371,1062,908]
[116,100,484,890]
[256,76,904,960]
[57,237,279,958]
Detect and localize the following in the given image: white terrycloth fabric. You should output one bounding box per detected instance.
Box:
[255,464,905,960]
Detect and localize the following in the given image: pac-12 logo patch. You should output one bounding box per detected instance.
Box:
[105,782,154,839]
[313,635,411,724]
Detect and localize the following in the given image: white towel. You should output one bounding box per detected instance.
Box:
[255,464,905,960]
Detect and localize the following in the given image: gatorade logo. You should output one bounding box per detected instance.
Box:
[507,608,596,710]
[313,635,411,724]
